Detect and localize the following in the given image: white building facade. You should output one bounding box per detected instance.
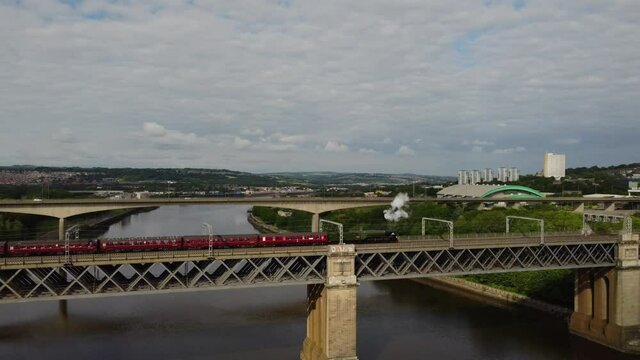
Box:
[543,153,566,180]
[458,167,518,184]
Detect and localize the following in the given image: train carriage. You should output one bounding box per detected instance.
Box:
[7,240,96,256]
[0,231,397,257]
[259,233,328,246]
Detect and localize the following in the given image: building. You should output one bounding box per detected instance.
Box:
[457,170,468,185]
[497,167,508,182]
[630,181,640,197]
[458,170,480,185]
[483,168,494,183]
[543,153,566,180]
[459,167,518,184]
[472,170,482,185]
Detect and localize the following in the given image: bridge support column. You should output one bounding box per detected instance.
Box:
[58,299,68,318]
[57,267,68,318]
[58,217,65,241]
[570,233,640,354]
[311,213,320,232]
[573,202,585,213]
[301,244,358,360]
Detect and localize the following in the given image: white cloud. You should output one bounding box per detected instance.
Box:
[358,148,376,154]
[142,122,207,149]
[271,133,307,143]
[324,141,349,152]
[1,1,639,173]
[143,122,167,137]
[472,139,495,146]
[492,146,527,154]
[233,137,252,150]
[471,146,484,153]
[396,145,415,156]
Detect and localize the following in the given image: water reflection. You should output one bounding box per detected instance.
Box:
[99,205,257,238]
[359,280,636,360]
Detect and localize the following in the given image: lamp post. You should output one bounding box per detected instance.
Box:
[506,216,544,245]
[64,225,80,264]
[319,219,344,245]
[202,222,213,257]
[422,217,454,248]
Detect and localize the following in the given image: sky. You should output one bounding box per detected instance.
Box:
[0,0,639,176]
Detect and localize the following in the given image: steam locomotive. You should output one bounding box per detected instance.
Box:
[0,231,398,257]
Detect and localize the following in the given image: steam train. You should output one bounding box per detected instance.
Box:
[0,231,398,257]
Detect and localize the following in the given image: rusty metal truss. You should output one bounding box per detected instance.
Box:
[355,243,617,280]
[0,256,326,304]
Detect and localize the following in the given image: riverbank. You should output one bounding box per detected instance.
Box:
[81,207,158,236]
[247,212,282,233]
[414,276,572,320]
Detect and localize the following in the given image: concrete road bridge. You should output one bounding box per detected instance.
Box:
[0,231,638,358]
[0,196,638,240]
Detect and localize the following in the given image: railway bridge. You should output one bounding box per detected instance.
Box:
[0,232,637,358]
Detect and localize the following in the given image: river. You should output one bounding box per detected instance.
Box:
[0,206,634,359]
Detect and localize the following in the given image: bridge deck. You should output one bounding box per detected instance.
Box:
[0,234,618,270]
[0,234,619,304]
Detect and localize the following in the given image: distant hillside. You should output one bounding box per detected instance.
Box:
[0,166,287,188]
[265,172,454,185]
[513,163,639,195]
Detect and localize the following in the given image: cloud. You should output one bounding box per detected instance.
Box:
[241,128,264,136]
[492,146,527,154]
[233,137,252,150]
[396,145,415,156]
[555,138,581,145]
[271,133,307,143]
[358,148,376,154]
[324,141,349,152]
[1,1,639,174]
[143,122,168,137]
[51,128,78,143]
[471,146,484,153]
[142,122,207,149]
[472,139,495,146]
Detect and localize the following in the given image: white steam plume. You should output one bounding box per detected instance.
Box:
[383,193,410,222]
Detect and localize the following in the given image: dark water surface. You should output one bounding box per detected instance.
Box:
[0,206,634,359]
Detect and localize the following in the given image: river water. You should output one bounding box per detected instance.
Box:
[0,206,634,359]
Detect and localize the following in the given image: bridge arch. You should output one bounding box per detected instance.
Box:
[0,204,153,219]
[480,185,544,199]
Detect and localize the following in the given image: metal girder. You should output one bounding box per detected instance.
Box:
[0,255,326,304]
[0,238,621,304]
[355,243,616,280]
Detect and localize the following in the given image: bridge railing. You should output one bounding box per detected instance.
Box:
[401,230,618,242]
[0,245,329,268]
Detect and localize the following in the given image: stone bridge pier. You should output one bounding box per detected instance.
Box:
[570,233,640,353]
[301,244,358,360]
